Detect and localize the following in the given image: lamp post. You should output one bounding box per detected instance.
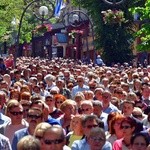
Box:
[15,0,54,66]
[62,10,95,65]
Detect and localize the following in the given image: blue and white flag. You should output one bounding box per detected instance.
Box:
[54,0,66,17]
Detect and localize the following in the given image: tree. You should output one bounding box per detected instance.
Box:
[72,0,145,65]
[131,0,150,52]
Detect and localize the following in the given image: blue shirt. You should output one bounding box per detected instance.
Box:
[71,138,112,150]
[72,85,89,98]
[11,128,29,150]
[103,103,119,114]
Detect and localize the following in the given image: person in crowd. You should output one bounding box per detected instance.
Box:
[122,100,144,133]
[122,100,135,117]
[81,100,93,115]
[34,122,51,149]
[88,127,111,150]
[141,83,150,105]
[5,54,14,69]
[0,100,28,144]
[72,76,89,98]
[92,100,108,131]
[93,87,104,101]
[107,113,124,144]
[132,107,147,121]
[101,90,119,114]
[20,91,31,101]
[42,125,71,150]
[45,94,63,119]
[57,100,77,134]
[71,114,112,150]
[3,74,13,89]
[95,55,104,67]
[113,116,137,150]
[17,135,41,150]
[9,89,20,101]
[44,74,56,91]
[66,115,84,147]
[56,78,72,99]
[0,57,6,75]
[12,107,44,149]
[20,100,31,119]
[0,133,12,150]
[130,133,149,150]
[74,92,85,113]
[54,94,66,109]
[38,81,49,97]
[0,90,9,116]
[132,79,142,93]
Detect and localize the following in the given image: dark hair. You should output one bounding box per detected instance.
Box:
[131,133,149,146]
[121,116,136,129]
[81,115,99,128]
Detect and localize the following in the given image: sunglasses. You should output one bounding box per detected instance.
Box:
[27,114,42,119]
[120,125,131,129]
[77,80,83,82]
[43,139,64,145]
[90,137,105,142]
[56,101,63,104]
[82,108,91,112]
[86,125,98,129]
[10,111,23,116]
[35,135,43,140]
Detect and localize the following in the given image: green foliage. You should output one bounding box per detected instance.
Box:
[131,0,150,51]
[72,0,144,65]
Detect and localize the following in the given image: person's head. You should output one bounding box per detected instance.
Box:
[17,135,41,150]
[0,90,7,108]
[34,122,51,149]
[109,113,124,137]
[54,94,66,109]
[81,100,93,115]
[42,125,66,150]
[44,74,54,86]
[20,92,31,101]
[88,127,106,150]
[27,107,43,129]
[56,79,64,89]
[60,99,77,116]
[102,90,112,105]
[70,115,83,134]
[20,100,31,118]
[81,114,99,137]
[6,99,23,124]
[45,94,55,109]
[120,116,136,136]
[9,89,20,101]
[92,100,103,117]
[131,133,149,150]
[107,112,120,132]
[126,92,138,102]
[113,87,124,100]
[74,92,85,107]
[94,88,104,101]
[20,85,31,93]
[132,107,145,121]
[122,100,135,116]
[76,76,84,87]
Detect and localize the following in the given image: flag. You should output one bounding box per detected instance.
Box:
[54,0,66,17]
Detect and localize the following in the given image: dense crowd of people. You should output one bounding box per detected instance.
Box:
[0,54,149,150]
